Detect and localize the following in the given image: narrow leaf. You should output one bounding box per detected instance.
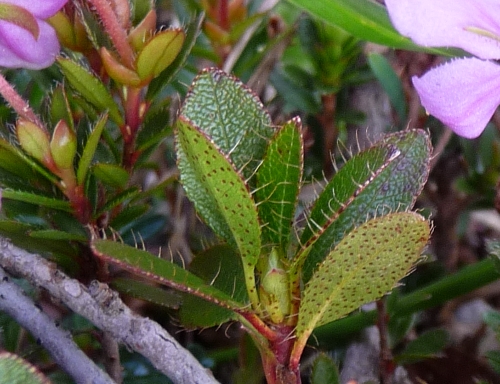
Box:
[28,229,87,242]
[111,277,182,309]
[92,163,129,189]
[296,212,429,342]
[180,68,275,179]
[2,190,71,211]
[256,117,303,250]
[395,329,449,364]
[57,58,123,125]
[91,239,245,311]
[77,114,108,185]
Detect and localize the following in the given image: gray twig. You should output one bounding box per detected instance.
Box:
[0,266,115,384]
[0,237,220,384]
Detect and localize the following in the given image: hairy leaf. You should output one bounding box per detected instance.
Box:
[298,129,431,283]
[91,239,245,311]
[256,117,303,251]
[180,68,275,179]
[296,212,429,343]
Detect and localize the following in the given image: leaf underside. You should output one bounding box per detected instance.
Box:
[296,212,430,339]
[176,117,261,268]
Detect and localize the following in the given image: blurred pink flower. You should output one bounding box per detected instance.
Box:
[386,0,500,138]
[0,0,67,69]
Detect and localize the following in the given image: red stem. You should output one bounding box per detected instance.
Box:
[0,72,44,129]
[218,0,229,30]
[88,0,135,69]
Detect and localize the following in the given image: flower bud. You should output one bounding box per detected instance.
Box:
[259,248,290,324]
[50,120,76,169]
[128,10,157,52]
[16,119,51,163]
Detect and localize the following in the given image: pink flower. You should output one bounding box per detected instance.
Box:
[0,0,67,69]
[386,0,500,138]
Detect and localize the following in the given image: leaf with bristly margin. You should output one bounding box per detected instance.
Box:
[91,239,246,311]
[176,117,261,269]
[0,352,50,384]
[298,129,431,283]
[179,244,248,328]
[296,212,429,343]
[256,117,303,251]
[180,68,275,179]
[77,114,108,185]
[57,58,122,125]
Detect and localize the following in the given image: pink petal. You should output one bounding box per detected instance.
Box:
[0,0,67,19]
[0,19,60,69]
[412,58,500,138]
[385,0,500,59]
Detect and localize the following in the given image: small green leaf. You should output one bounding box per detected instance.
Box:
[57,58,123,125]
[296,212,429,343]
[49,84,74,130]
[310,353,340,384]
[0,352,50,384]
[92,163,129,189]
[486,350,500,374]
[395,329,449,364]
[2,190,71,211]
[91,239,245,311]
[176,117,261,268]
[77,114,108,185]
[147,13,203,100]
[255,117,303,251]
[96,187,141,217]
[179,245,248,328]
[136,29,185,80]
[180,68,275,179]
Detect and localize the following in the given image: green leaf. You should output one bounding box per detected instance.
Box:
[256,117,303,251]
[28,229,87,242]
[179,245,248,328]
[368,53,406,123]
[0,352,50,384]
[180,68,275,179]
[298,129,431,283]
[310,353,340,384]
[147,13,203,100]
[110,277,182,309]
[296,212,429,342]
[136,29,185,80]
[57,58,123,125]
[49,84,74,130]
[287,0,458,56]
[1,190,71,211]
[486,350,500,374]
[77,114,108,185]
[91,239,245,311]
[395,329,449,364]
[96,187,141,217]
[92,163,129,189]
[176,117,261,268]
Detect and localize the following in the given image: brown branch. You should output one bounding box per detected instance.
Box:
[0,266,115,384]
[0,237,220,384]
